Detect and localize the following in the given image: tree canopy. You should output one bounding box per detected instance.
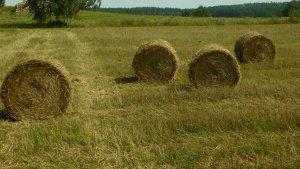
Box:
[26,0,97,25]
[0,0,5,7]
[194,6,210,17]
[284,0,300,22]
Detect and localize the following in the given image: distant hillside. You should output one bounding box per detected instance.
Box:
[99,2,289,17]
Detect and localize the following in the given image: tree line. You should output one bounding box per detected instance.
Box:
[99,7,183,16]
[208,2,288,17]
[100,2,290,17]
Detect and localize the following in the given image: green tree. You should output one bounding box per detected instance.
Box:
[0,0,5,7]
[26,0,95,25]
[51,0,84,24]
[87,0,101,10]
[182,9,193,17]
[81,0,99,9]
[285,0,300,22]
[95,0,101,9]
[194,6,210,17]
[26,0,52,24]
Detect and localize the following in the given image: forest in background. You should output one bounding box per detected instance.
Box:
[99,2,290,17]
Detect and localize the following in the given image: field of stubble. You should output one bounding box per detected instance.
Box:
[0,10,299,168]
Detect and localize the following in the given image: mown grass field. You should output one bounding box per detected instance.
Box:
[0,9,299,168]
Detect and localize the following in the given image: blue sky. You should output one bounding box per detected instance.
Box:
[6,0,290,8]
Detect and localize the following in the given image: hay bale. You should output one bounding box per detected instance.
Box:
[0,60,71,120]
[235,32,276,63]
[11,1,29,15]
[132,39,179,83]
[189,45,241,88]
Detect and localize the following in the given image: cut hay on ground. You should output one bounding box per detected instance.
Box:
[132,39,179,83]
[235,32,276,63]
[0,60,71,120]
[189,45,241,88]
[11,1,29,15]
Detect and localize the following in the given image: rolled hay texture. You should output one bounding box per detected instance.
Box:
[235,32,276,63]
[11,2,29,14]
[189,45,241,88]
[132,39,179,83]
[1,60,71,120]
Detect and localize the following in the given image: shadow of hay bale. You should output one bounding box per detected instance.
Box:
[0,109,17,122]
[115,76,139,84]
[0,21,77,29]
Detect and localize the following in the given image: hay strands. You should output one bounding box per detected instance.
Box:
[1,59,71,120]
[235,32,276,64]
[189,44,241,88]
[132,39,179,83]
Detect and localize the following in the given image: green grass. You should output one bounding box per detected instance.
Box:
[0,10,299,168]
[0,9,292,28]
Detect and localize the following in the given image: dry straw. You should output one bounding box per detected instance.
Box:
[11,1,29,14]
[1,59,71,120]
[235,32,276,63]
[132,39,179,83]
[189,45,241,88]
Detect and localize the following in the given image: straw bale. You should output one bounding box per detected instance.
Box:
[132,39,179,83]
[189,45,241,88]
[235,32,276,63]
[1,60,71,120]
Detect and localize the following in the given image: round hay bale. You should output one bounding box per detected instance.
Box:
[11,1,29,15]
[189,45,241,88]
[132,39,179,83]
[234,32,276,63]
[0,60,71,120]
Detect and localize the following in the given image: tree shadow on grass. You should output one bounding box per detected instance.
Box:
[0,109,17,122]
[115,76,139,84]
[0,21,78,29]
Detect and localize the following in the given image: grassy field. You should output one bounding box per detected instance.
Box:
[0,8,291,28]
[0,10,299,168]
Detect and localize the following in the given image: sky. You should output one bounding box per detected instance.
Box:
[6,0,290,9]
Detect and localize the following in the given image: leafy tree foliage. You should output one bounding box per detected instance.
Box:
[52,0,84,24]
[194,6,210,17]
[25,0,96,25]
[26,0,51,24]
[85,0,102,10]
[83,0,101,9]
[0,0,5,7]
[182,9,193,17]
[284,0,300,22]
